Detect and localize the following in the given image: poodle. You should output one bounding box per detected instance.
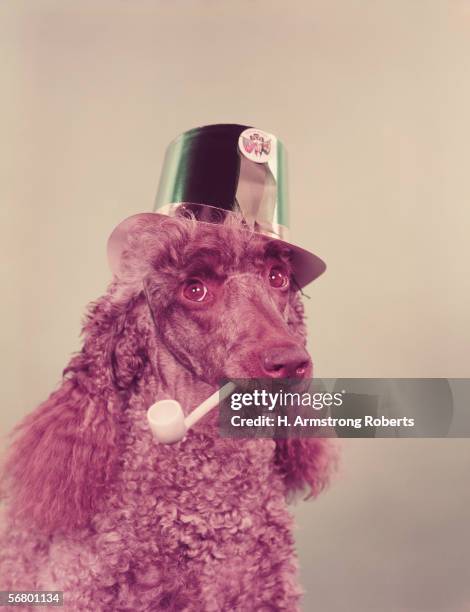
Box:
[0,212,335,611]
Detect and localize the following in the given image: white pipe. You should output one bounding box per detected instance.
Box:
[147,381,236,444]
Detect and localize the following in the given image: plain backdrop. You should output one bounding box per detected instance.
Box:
[1,2,470,610]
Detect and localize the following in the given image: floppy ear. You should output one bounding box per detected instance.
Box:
[1,290,149,534]
[275,436,338,500]
[276,290,338,499]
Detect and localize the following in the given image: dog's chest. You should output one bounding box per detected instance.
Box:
[87,427,297,607]
[104,429,291,554]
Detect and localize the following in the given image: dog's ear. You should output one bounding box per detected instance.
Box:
[275,437,338,501]
[279,290,338,499]
[108,294,149,390]
[1,291,149,534]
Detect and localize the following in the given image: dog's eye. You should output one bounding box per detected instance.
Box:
[182,279,208,302]
[268,266,290,289]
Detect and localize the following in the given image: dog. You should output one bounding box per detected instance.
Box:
[0,213,335,611]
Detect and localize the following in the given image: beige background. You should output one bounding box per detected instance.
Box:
[1,1,470,610]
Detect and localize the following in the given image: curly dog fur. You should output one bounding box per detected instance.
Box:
[0,213,335,611]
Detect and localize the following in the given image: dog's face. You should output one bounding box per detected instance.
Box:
[130,216,312,383]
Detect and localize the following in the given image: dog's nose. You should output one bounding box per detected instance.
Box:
[261,345,312,378]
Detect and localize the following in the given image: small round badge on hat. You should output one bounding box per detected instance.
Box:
[238,128,274,163]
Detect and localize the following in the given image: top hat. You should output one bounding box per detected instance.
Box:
[108,124,326,287]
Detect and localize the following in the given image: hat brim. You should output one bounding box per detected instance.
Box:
[107,212,326,289]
